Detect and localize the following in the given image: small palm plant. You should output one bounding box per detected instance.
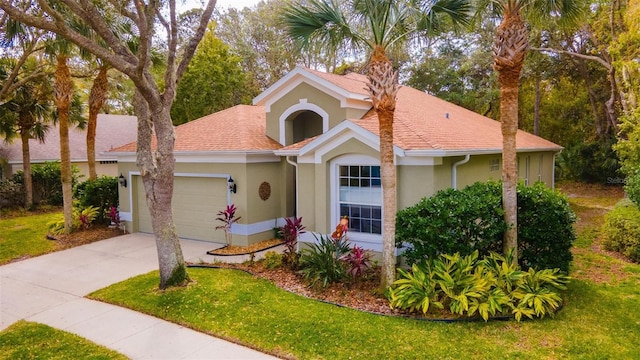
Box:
[215,204,241,247]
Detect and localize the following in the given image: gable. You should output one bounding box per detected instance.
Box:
[254,67,371,146]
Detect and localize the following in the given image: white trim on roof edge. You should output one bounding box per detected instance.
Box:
[111,152,280,164]
[279,99,329,145]
[253,67,370,112]
[288,120,404,164]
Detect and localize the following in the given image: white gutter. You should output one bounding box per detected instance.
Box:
[286,156,299,216]
[451,154,471,189]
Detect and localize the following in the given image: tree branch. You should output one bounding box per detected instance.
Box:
[531,47,611,70]
[175,0,216,82]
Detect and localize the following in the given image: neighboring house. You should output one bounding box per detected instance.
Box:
[0,114,138,180]
[111,67,561,251]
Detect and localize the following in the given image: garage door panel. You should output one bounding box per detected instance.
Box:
[135,176,227,242]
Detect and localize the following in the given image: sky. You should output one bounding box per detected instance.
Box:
[215,0,263,10]
[182,0,263,11]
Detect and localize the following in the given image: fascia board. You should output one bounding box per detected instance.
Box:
[253,67,369,112]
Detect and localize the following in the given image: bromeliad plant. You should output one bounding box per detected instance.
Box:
[340,245,372,279]
[279,216,306,268]
[299,216,374,287]
[388,251,569,321]
[299,233,351,288]
[215,204,241,246]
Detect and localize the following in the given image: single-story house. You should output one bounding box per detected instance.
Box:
[111,67,561,251]
[0,114,138,180]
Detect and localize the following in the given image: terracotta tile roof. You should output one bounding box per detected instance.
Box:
[0,114,137,162]
[304,68,370,97]
[351,86,561,151]
[111,105,282,153]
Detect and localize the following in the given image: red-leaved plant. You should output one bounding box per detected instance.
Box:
[279,216,305,268]
[108,206,120,226]
[216,204,241,246]
[340,245,372,279]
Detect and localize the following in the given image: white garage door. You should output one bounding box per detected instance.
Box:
[136,176,228,242]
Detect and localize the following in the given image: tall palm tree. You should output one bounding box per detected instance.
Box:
[475,0,584,263]
[283,0,470,288]
[53,52,75,233]
[0,58,53,208]
[87,63,109,180]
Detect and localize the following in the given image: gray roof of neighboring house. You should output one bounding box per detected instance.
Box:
[0,114,138,164]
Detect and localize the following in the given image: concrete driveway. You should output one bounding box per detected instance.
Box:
[0,233,278,359]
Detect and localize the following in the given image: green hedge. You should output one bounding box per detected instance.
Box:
[602,199,640,263]
[396,182,575,272]
[74,176,118,224]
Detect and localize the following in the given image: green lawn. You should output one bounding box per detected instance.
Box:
[89,185,640,359]
[90,264,640,359]
[0,212,59,265]
[0,321,127,360]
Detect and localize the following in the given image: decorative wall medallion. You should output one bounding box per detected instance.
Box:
[259,181,271,201]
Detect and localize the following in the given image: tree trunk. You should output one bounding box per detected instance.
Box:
[493,13,529,264]
[20,128,33,208]
[87,66,109,181]
[534,78,540,136]
[54,55,74,233]
[367,46,399,289]
[133,91,189,289]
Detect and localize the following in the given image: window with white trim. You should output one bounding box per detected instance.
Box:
[338,165,382,235]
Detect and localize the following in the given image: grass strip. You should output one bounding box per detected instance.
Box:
[0,212,59,265]
[0,321,127,360]
[90,265,640,360]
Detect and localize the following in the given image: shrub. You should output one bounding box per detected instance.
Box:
[602,200,640,262]
[388,251,570,321]
[0,179,25,209]
[556,140,619,183]
[517,183,575,272]
[396,181,575,272]
[12,162,80,206]
[262,251,283,269]
[395,182,505,266]
[299,234,350,288]
[74,176,118,224]
[624,170,640,207]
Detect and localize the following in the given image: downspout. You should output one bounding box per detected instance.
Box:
[286,156,299,251]
[451,154,471,190]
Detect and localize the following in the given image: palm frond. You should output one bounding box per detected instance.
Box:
[282,0,362,53]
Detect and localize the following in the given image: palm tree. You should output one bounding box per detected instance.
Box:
[283,0,470,288]
[53,52,75,233]
[0,58,53,208]
[87,63,109,180]
[475,0,584,263]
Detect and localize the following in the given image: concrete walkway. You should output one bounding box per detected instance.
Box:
[0,233,279,359]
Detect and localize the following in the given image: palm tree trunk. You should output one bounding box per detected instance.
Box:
[54,55,74,233]
[133,91,189,289]
[367,46,399,289]
[493,13,529,264]
[87,66,109,180]
[20,128,33,208]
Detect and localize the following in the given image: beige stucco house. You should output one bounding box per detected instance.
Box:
[111,67,561,251]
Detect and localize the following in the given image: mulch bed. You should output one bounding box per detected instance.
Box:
[51,226,127,249]
[207,239,284,255]
[198,261,464,320]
